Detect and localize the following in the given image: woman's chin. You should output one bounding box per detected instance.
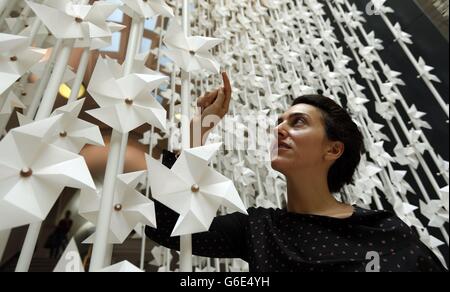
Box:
[271,157,289,172]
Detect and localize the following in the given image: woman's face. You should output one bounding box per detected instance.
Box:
[271,104,333,176]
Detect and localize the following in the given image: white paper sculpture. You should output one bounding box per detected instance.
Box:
[0,115,96,230]
[80,171,157,244]
[146,143,248,237]
[86,56,169,133]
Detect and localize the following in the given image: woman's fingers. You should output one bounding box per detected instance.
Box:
[212,88,226,114]
[222,72,232,98]
[197,90,218,109]
[222,72,232,113]
[197,73,232,116]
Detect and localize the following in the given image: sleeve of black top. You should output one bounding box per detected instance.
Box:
[145,150,250,261]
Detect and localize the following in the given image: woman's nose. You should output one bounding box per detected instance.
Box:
[275,123,288,139]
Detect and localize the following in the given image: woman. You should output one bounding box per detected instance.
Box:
[146,73,446,272]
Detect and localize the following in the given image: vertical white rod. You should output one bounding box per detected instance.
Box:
[180,0,193,273]
[26,39,63,119]
[27,18,42,47]
[140,126,155,271]
[35,40,75,120]
[89,130,122,271]
[15,223,41,272]
[68,47,90,103]
[0,230,11,263]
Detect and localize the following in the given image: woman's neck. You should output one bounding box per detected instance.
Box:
[286,172,350,217]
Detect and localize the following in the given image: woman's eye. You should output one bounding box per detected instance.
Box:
[293,118,305,126]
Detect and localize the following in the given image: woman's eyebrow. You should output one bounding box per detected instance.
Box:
[277,112,311,124]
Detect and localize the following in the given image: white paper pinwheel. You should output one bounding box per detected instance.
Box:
[375,101,396,121]
[407,105,432,130]
[389,169,415,196]
[419,231,445,250]
[149,245,173,269]
[147,143,248,237]
[441,186,449,211]
[365,31,384,50]
[365,120,390,142]
[0,33,46,95]
[380,82,401,103]
[163,21,223,74]
[0,91,26,130]
[383,65,405,86]
[394,143,419,168]
[394,204,419,228]
[27,0,120,44]
[121,0,174,19]
[392,23,413,44]
[76,21,126,50]
[5,16,56,49]
[80,171,157,244]
[53,238,85,273]
[416,57,441,83]
[17,99,104,154]
[419,200,449,228]
[139,130,167,147]
[86,56,169,133]
[357,161,384,191]
[96,261,143,272]
[0,115,96,230]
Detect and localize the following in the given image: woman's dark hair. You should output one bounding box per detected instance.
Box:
[292,95,365,193]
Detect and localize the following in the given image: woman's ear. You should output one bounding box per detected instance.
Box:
[325,141,344,162]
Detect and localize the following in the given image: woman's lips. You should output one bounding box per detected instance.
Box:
[277,141,292,150]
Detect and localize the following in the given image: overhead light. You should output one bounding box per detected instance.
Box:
[59,83,86,99]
